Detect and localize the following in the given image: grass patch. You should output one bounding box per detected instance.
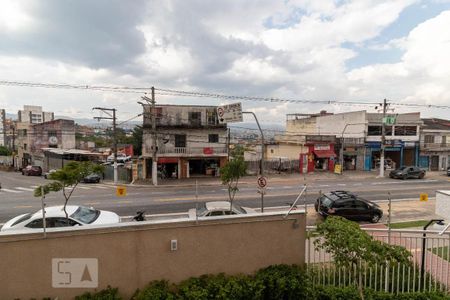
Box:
[431,246,450,262]
[389,220,428,229]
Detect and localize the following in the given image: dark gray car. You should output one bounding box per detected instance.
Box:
[389,166,425,179]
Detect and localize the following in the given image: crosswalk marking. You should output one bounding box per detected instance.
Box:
[0,188,22,193]
[78,186,92,190]
[15,187,34,192]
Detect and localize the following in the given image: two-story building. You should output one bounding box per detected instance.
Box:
[28,119,76,169]
[141,104,228,179]
[419,118,450,171]
[275,110,422,171]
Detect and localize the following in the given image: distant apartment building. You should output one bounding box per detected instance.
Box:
[18,105,54,124]
[419,118,450,171]
[274,110,422,172]
[141,104,228,179]
[14,105,55,168]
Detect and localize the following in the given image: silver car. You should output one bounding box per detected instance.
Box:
[188,201,256,218]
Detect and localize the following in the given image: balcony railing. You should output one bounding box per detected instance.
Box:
[157,146,228,155]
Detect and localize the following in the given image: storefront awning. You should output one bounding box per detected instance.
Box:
[313,150,336,158]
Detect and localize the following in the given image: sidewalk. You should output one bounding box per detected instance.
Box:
[123,170,448,188]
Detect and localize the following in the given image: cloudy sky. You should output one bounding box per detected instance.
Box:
[0,0,450,125]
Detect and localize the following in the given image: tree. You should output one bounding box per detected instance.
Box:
[313,216,411,299]
[130,125,143,156]
[34,161,104,220]
[0,146,11,156]
[220,146,247,212]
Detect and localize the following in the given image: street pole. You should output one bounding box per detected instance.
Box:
[41,186,46,238]
[380,99,387,178]
[243,111,265,212]
[242,112,264,175]
[151,87,158,186]
[112,108,118,184]
[92,107,118,184]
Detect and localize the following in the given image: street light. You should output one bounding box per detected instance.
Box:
[340,123,367,174]
[421,219,445,277]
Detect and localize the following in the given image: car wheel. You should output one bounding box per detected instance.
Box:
[419,173,424,179]
[370,214,381,223]
[402,174,407,180]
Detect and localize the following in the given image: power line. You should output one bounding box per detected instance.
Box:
[2,80,450,109]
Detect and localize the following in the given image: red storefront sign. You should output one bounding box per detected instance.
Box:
[203,147,214,154]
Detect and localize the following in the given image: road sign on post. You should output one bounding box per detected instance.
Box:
[217,103,243,124]
[383,116,396,125]
[420,193,428,202]
[257,176,267,189]
[116,186,127,197]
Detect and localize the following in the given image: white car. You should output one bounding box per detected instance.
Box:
[188,201,256,218]
[1,205,120,232]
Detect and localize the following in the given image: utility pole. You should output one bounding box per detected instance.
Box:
[93,107,118,184]
[141,87,158,185]
[379,99,387,178]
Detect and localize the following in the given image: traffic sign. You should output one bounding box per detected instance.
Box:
[383,116,396,125]
[116,186,127,197]
[217,103,243,124]
[257,176,267,188]
[420,193,428,202]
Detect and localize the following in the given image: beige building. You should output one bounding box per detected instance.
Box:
[141,104,228,179]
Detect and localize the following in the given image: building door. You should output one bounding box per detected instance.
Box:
[430,155,439,171]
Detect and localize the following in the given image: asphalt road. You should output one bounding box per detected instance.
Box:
[1,170,449,223]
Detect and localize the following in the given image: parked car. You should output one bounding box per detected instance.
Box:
[314,191,383,223]
[1,205,120,232]
[43,169,57,179]
[21,165,42,176]
[447,167,450,176]
[188,201,256,218]
[82,173,101,183]
[389,166,425,179]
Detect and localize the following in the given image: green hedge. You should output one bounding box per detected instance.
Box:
[75,265,450,300]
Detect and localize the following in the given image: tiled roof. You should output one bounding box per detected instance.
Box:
[421,118,450,131]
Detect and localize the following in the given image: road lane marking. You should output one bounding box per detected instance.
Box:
[15,187,34,192]
[95,186,107,189]
[0,188,22,193]
[13,205,33,209]
[78,186,91,190]
[30,185,39,188]
[117,200,133,204]
[317,184,329,187]
[337,184,346,186]
[353,183,363,186]
[84,202,100,205]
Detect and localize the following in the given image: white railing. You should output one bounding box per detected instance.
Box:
[306,227,450,294]
[157,146,228,155]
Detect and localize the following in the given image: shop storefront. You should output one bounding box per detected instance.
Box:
[364,141,419,171]
[300,143,336,173]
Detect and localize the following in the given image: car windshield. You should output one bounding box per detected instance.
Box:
[233,205,246,214]
[70,206,100,224]
[196,203,208,216]
[398,167,408,171]
[11,213,32,226]
[320,196,333,208]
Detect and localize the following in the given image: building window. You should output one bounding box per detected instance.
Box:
[23,143,27,150]
[368,126,381,136]
[424,135,434,144]
[442,136,447,146]
[175,134,186,147]
[188,112,201,126]
[395,126,417,136]
[48,130,57,137]
[207,110,217,125]
[208,134,219,143]
[385,126,393,136]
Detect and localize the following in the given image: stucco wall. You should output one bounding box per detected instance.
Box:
[0,212,306,299]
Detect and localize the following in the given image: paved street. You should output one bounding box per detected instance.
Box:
[1,170,449,223]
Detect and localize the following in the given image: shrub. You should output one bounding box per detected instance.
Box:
[132,280,175,300]
[254,265,309,300]
[75,286,121,300]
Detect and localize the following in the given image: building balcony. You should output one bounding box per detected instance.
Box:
[146,146,228,157]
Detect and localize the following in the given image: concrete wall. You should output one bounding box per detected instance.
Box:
[266,144,306,160]
[0,212,306,299]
